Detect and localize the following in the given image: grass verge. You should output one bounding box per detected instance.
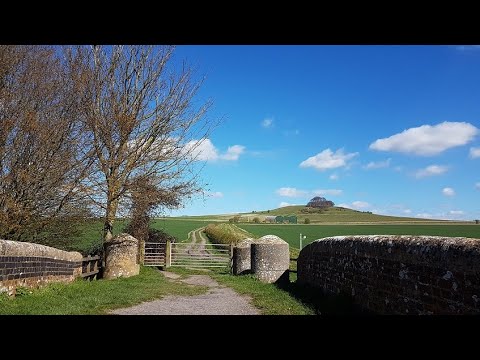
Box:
[212,273,314,315]
[0,266,208,315]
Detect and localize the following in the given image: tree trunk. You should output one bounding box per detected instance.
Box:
[104,197,119,243]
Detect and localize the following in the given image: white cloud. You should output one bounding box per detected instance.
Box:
[415,165,449,178]
[449,210,464,215]
[313,189,343,196]
[364,158,391,170]
[442,187,455,197]
[279,202,293,208]
[403,209,412,214]
[184,139,245,162]
[394,166,403,172]
[369,122,478,156]
[276,187,308,198]
[416,213,433,219]
[352,201,370,209]
[261,118,274,128]
[470,147,480,159]
[220,145,245,161]
[476,182,480,190]
[338,201,371,210]
[299,148,359,171]
[207,191,223,198]
[329,174,339,180]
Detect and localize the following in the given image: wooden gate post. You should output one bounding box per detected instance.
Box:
[165,240,172,268]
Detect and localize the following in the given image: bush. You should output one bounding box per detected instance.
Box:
[253,217,260,223]
[304,218,311,224]
[147,228,176,243]
[204,223,255,245]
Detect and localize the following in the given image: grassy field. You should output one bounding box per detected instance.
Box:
[177,205,475,225]
[0,266,207,315]
[64,218,211,254]
[236,224,480,249]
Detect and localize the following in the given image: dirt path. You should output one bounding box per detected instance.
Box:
[185,227,209,256]
[111,271,260,315]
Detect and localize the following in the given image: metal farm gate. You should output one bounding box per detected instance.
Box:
[171,242,232,269]
[143,241,167,266]
[143,241,232,270]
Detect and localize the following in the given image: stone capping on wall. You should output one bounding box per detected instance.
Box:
[0,239,82,262]
[301,235,480,270]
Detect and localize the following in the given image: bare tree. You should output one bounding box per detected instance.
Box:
[0,45,92,242]
[74,45,215,243]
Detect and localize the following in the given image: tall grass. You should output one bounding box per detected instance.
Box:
[204,223,255,245]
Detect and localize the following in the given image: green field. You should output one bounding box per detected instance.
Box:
[236,224,480,249]
[179,205,472,224]
[151,218,212,242]
[63,216,480,255]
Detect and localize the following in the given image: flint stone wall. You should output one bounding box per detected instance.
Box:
[297,235,480,314]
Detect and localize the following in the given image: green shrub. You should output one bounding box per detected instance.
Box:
[304,218,311,224]
[253,217,260,224]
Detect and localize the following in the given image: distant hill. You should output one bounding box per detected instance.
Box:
[172,205,459,224]
[244,205,444,223]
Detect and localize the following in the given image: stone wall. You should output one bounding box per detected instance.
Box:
[0,239,83,296]
[297,235,480,314]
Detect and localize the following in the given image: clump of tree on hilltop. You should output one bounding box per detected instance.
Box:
[306,196,334,208]
[301,197,334,214]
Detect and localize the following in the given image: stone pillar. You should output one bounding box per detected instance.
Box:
[104,233,140,280]
[251,235,290,284]
[233,238,255,275]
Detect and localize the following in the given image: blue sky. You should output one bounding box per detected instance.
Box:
[166,45,480,220]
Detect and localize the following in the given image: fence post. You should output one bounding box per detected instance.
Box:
[165,240,171,268]
[230,243,234,273]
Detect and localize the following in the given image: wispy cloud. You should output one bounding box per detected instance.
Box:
[300,148,358,171]
[415,165,449,179]
[279,202,294,208]
[276,187,308,198]
[338,201,371,210]
[207,191,224,198]
[313,189,343,196]
[470,147,480,159]
[261,118,274,128]
[329,173,339,180]
[220,145,245,161]
[364,158,391,170]
[277,187,343,198]
[442,187,455,197]
[369,122,478,156]
[183,139,245,162]
[416,213,433,219]
[449,210,464,215]
[403,209,412,214]
[475,182,480,190]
